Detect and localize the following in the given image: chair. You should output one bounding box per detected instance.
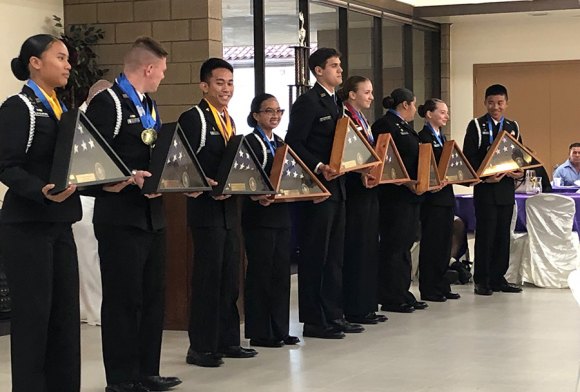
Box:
[506,202,529,285]
[521,194,580,288]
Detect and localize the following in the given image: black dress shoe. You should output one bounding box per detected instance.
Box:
[218,346,258,358]
[411,301,429,309]
[250,338,284,348]
[282,335,300,345]
[368,312,388,322]
[106,383,142,392]
[474,284,493,296]
[186,348,223,367]
[445,292,461,300]
[303,323,345,339]
[421,294,447,302]
[140,376,182,391]
[491,283,522,293]
[330,318,365,333]
[346,314,378,325]
[380,303,415,313]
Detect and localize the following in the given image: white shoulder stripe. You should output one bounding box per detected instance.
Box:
[252,133,268,169]
[473,118,482,149]
[107,88,122,138]
[193,106,207,154]
[16,94,36,153]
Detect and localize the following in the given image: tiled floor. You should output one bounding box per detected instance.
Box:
[0,278,579,392]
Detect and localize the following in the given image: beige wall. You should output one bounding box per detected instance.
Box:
[0,0,63,205]
[449,13,580,142]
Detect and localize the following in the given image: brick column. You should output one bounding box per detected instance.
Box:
[64,0,223,122]
[64,0,223,330]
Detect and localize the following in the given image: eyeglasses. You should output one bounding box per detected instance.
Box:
[258,108,285,116]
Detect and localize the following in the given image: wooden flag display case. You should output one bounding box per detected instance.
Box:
[142,122,211,194]
[269,144,330,202]
[368,133,413,186]
[438,140,479,185]
[49,109,131,194]
[329,117,381,174]
[211,135,276,196]
[416,143,441,193]
[476,130,542,177]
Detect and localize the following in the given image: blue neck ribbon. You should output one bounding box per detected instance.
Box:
[26,80,68,120]
[426,122,444,146]
[116,73,160,131]
[256,126,276,156]
[487,115,504,145]
[388,109,404,121]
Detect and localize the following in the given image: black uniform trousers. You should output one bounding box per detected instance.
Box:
[1,222,80,392]
[343,180,379,317]
[243,227,291,340]
[473,201,513,287]
[94,225,166,385]
[378,200,420,306]
[189,227,241,353]
[298,199,345,326]
[419,204,454,297]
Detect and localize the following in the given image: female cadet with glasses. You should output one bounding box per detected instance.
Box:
[0,34,81,392]
[242,93,300,348]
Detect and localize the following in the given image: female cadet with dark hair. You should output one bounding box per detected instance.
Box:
[0,34,81,392]
[337,76,386,325]
[371,88,428,314]
[417,99,461,302]
[242,93,300,347]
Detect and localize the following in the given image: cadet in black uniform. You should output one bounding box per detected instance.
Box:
[371,88,428,313]
[0,34,81,392]
[338,76,386,325]
[286,48,364,339]
[417,98,461,302]
[463,84,524,296]
[242,93,300,348]
[179,58,257,367]
[86,37,181,392]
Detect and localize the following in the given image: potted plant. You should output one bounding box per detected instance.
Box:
[53,15,108,108]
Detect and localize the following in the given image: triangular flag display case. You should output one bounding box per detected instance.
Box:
[329,117,381,174]
[49,109,131,194]
[269,144,331,203]
[211,135,276,196]
[368,133,413,186]
[142,122,211,194]
[477,130,543,177]
[416,143,441,193]
[438,140,479,185]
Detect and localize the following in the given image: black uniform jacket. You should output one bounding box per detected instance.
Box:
[418,125,454,207]
[463,114,521,206]
[285,83,346,201]
[86,83,165,230]
[0,85,81,223]
[242,129,290,229]
[178,99,238,229]
[371,110,423,203]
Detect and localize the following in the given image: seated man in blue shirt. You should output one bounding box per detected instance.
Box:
[553,142,580,185]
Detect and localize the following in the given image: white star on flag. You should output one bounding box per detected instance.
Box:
[81,141,87,151]
[88,139,95,149]
[74,144,79,154]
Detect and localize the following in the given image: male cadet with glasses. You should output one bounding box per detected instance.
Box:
[86,37,181,392]
[178,58,257,367]
[463,84,524,296]
[285,48,365,339]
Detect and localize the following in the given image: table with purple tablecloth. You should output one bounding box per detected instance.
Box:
[454,193,580,233]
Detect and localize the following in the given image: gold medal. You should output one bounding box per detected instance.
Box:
[141,128,157,145]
